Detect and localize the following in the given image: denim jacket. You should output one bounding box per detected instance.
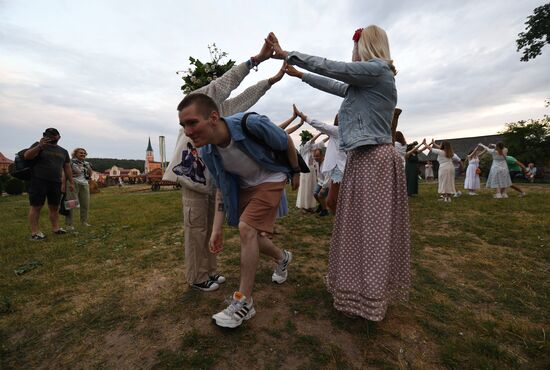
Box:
[287,51,397,151]
[200,112,291,226]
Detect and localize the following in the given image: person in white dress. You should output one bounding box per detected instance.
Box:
[280,107,327,215]
[478,142,511,198]
[424,161,434,180]
[463,147,486,195]
[427,139,456,202]
[293,106,347,213]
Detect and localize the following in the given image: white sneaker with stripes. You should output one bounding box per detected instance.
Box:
[272,250,292,284]
[212,292,255,328]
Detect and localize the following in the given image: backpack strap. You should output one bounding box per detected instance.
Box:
[240,112,268,147]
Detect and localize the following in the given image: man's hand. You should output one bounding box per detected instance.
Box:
[39,137,51,147]
[209,230,224,254]
[68,183,74,193]
[285,64,303,79]
[291,173,300,190]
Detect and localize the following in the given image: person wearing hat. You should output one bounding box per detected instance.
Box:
[24,128,74,240]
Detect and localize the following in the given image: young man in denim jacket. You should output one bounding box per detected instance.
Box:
[178,93,300,328]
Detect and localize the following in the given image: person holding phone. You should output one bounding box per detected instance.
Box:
[24,128,74,240]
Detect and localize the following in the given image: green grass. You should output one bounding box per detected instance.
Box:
[1,183,549,369]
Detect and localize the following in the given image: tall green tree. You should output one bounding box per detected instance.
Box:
[500,115,550,164]
[516,3,550,61]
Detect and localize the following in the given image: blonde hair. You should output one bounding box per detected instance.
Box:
[357,25,396,75]
[72,148,87,158]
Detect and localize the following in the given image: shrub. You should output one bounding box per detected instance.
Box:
[5,177,24,195]
[178,44,235,94]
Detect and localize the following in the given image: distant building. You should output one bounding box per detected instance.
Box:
[0,152,13,174]
[103,165,141,179]
[144,137,161,174]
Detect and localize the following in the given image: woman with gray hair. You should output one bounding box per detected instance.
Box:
[64,148,93,229]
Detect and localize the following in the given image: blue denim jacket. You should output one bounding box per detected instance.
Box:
[200,112,291,226]
[287,51,397,151]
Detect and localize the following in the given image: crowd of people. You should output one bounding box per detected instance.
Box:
[22,25,540,330]
[391,136,535,202]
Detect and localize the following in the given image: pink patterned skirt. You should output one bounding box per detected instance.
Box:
[327,144,411,321]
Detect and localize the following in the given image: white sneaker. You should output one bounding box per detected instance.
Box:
[82,223,92,227]
[494,193,502,199]
[191,280,219,292]
[519,192,526,197]
[272,250,292,284]
[66,226,75,231]
[468,192,478,196]
[209,274,226,284]
[212,292,255,328]
[502,193,508,198]
[454,191,462,198]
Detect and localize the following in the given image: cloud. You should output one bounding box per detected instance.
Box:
[0,0,548,161]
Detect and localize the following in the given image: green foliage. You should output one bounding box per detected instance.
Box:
[516,3,550,61]
[299,130,313,144]
[0,173,11,193]
[499,115,550,164]
[5,177,24,195]
[178,44,235,94]
[86,158,145,173]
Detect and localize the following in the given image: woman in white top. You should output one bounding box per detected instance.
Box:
[478,142,511,198]
[427,139,456,202]
[425,161,434,180]
[394,131,407,165]
[280,107,325,212]
[294,107,347,213]
[463,147,486,195]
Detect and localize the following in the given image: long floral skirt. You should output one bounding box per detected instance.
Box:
[327,144,410,321]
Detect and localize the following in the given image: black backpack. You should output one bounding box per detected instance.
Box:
[9,149,36,181]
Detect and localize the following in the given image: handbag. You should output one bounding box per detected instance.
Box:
[59,193,70,216]
[240,112,310,173]
[475,167,481,175]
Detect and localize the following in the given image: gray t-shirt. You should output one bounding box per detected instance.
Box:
[29,142,70,182]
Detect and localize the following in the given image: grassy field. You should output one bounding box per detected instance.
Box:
[0,182,549,369]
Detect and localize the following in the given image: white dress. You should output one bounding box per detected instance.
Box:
[425,163,434,179]
[432,149,456,194]
[483,147,512,188]
[464,157,480,190]
[296,141,319,209]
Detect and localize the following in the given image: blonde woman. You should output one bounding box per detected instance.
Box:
[268,26,409,321]
[65,148,93,229]
[427,140,456,202]
[478,142,512,198]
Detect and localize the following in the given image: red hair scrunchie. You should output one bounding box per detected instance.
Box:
[352,28,363,42]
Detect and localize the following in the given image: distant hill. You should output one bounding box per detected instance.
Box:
[87,158,145,173]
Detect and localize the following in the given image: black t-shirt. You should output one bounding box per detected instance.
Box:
[29,142,70,183]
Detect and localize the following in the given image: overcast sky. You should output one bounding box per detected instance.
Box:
[1,0,549,161]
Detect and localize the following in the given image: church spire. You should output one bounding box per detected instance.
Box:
[146,137,153,152]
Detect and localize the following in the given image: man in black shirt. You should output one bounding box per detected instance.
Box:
[24,128,74,240]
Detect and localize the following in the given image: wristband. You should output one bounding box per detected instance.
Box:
[292,167,301,174]
[249,56,259,71]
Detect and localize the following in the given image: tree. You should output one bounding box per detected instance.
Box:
[516,3,550,61]
[177,44,235,94]
[500,115,550,165]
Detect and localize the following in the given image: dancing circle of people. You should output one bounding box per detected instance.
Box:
[163,26,535,329]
